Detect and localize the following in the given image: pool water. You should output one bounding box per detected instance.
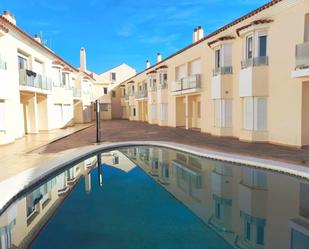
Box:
[0,146,308,249]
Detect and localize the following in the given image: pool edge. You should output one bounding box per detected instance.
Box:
[1,140,309,214]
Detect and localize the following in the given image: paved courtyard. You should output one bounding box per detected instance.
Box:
[35,120,309,167]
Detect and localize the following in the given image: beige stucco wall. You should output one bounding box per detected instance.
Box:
[120,0,309,147]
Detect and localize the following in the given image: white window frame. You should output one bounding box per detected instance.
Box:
[214,99,232,128]
[243,97,267,131]
[0,100,6,132]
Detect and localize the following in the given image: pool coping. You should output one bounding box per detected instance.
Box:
[1,140,309,214]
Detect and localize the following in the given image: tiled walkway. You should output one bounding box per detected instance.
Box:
[0,123,93,181]
[36,120,309,167]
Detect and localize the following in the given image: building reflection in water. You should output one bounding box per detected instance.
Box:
[121,146,309,249]
[0,146,308,249]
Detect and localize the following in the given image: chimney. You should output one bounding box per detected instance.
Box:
[157,53,162,63]
[146,60,150,69]
[193,28,198,43]
[197,26,204,41]
[2,11,16,25]
[80,47,86,72]
[34,34,41,43]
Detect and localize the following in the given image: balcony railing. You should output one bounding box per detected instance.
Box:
[149,85,157,92]
[73,87,81,98]
[241,56,269,69]
[0,58,7,70]
[19,69,52,91]
[213,66,233,76]
[172,74,201,92]
[158,81,168,89]
[135,90,148,99]
[295,42,309,69]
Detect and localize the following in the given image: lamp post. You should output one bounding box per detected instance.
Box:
[95,99,101,143]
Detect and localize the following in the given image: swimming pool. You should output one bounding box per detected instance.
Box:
[0,146,308,249]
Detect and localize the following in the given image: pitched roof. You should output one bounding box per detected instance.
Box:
[0,15,78,72]
[121,0,283,85]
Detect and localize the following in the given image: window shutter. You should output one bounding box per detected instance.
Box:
[254,97,267,131]
[243,97,253,130]
[160,104,168,121]
[0,101,5,131]
[189,59,201,75]
[224,99,232,128]
[223,44,232,67]
[176,64,186,80]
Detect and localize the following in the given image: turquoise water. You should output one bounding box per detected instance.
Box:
[0,146,308,249]
[30,165,231,249]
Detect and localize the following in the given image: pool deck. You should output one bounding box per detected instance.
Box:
[0,123,94,182]
[1,119,309,195]
[36,120,309,167]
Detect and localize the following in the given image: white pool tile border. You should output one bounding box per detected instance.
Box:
[1,141,309,214]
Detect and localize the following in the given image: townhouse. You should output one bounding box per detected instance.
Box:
[120,0,309,148]
[0,11,136,145]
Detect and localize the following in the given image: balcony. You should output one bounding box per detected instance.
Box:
[241,56,268,69]
[212,66,233,76]
[135,90,148,100]
[291,42,309,78]
[19,69,52,94]
[172,74,201,96]
[73,87,81,99]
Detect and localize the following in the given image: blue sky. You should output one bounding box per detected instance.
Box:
[1,0,269,73]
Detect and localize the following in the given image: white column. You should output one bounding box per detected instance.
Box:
[27,93,39,133]
[185,95,189,130]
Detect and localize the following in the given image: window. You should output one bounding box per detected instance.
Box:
[62,73,70,87]
[0,100,5,132]
[103,87,108,94]
[243,97,267,131]
[18,55,27,70]
[197,101,201,119]
[100,103,109,112]
[175,64,185,80]
[215,202,221,219]
[258,35,267,57]
[132,107,136,117]
[245,222,251,241]
[214,99,232,128]
[160,103,168,121]
[256,225,264,245]
[110,72,116,81]
[215,49,221,68]
[246,36,253,59]
[189,58,201,75]
[112,91,116,98]
[305,13,309,42]
[132,85,135,93]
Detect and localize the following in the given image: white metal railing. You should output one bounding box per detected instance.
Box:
[73,87,81,98]
[213,66,233,76]
[241,56,269,69]
[172,74,201,92]
[19,69,52,91]
[295,42,309,69]
[135,90,148,99]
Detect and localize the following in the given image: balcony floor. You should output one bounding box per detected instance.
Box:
[34,120,309,167]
